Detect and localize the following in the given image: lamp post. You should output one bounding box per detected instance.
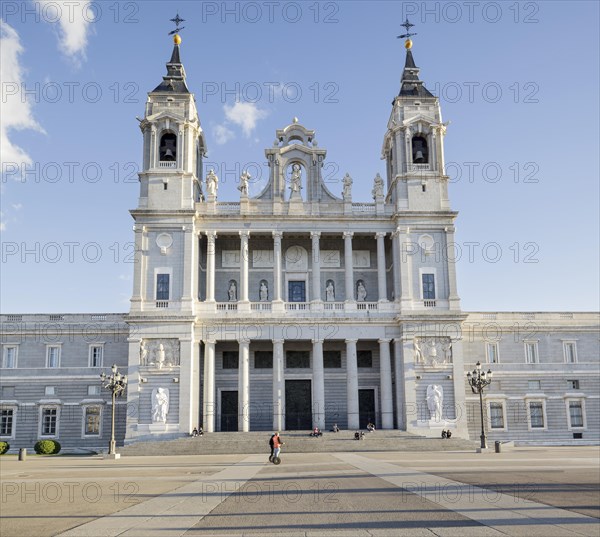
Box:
[467,361,493,449]
[100,364,128,457]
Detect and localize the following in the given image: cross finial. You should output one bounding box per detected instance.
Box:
[168,13,186,36]
[397,18,417,40]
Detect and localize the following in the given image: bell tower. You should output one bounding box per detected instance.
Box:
[381,25,449,212]
[137,32,206,210]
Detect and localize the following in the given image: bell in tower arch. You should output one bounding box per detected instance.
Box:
[159,132,177,162]
[412,135,428,164]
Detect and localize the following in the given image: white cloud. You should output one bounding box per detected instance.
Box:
[34,1,95,62]
[11,203,22,210]
[213,124,235,145]
[224,102,268,137]
[0,19,45,174]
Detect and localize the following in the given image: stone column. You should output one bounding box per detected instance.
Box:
[312,338,325,429]
[203,340,215,432]
[346,338,359,429]
[178,336,194,433]
[181,226,194,310]
[239,231,250,305]
[376,232,388,302]
[343,232,355,304]
[238,340,250,432]
[402,336,418,434]
[397,227,413,309]
[379,339,393,429]
[311,232,322,303]
[391,230,401,303]
[393,338,404,430]
[445,226,461,310]
[273,232,283,302]
[130,225,144,311]
[205,231,217,302]
[272,339,284,431]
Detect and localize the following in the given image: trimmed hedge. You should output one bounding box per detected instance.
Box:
[34,440,61,455]
[0,442,9,455]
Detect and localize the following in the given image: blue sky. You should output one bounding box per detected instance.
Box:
[1,1,598,313]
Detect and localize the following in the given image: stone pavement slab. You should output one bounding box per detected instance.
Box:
[335,453,600,537]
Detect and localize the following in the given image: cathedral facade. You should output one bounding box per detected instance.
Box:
[1,37,598,450]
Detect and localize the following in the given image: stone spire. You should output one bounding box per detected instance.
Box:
[397,20,434,98]
[151,34,189,94]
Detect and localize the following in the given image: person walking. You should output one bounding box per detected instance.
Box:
[272,432,283,463]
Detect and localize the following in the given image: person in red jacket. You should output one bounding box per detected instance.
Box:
[272,432,283,461]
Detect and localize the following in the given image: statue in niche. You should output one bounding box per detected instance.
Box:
[259,280,269,301]
[238,170,250,196]
[414,338,423,363]
[140,341,148,365]
[325,280,335,302]
[157,344,166,369]
[426,384,443,422]
[356,280,367,302]
[372,173,384,199]
[290,163,302,193]
[152,387,169,424]
[342,173,353,200]
[228,280,237,302]
[206,169,219,197]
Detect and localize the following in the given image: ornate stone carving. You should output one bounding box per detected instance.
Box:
[426,384,443,422]
[342,173,353,200]
[206,169,218,197]
[414,337,453,367]
[228,280,237,302]
[259,280,269,302]
[356,280,367,302]
[238,170,250,196]
[140,339,180,367]
[290,163,302,194]
[325,280,335,302]
[372,173,384,199]
[151,387,169,423]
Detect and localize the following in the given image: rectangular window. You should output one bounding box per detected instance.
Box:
[254,351,273,369]
[89,346,103,368]
[569,401,584,428]
[42,408,58,436]
[529,402,544,428]
[2,346,17,368]
[525,342,538,364]
[324,350,342,368]
[564,342,577,363]
[222,351,239,369]
[286,350,310,368]
[0,409,14,436]
[47,346,61,368]
[486,343,499,364]
[422,274,435,300]
[156,274,170,300]
[84,407,101,436]
[567,380,580,390]
[88,385,101,396]
[528,380,541,390]
[357,350,373,368]
[489,402,504,429]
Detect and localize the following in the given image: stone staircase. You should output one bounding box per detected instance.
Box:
[118,430,478,456]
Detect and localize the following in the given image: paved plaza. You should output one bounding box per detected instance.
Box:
[0,446,598,537]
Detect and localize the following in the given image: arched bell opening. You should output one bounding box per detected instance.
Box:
[159,132,177,162]
[412,135,429,164]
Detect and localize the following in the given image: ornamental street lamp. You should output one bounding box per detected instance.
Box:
[467,361,493,449]
[100,364,128,457]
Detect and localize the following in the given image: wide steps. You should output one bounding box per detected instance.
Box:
[119,430,477,456]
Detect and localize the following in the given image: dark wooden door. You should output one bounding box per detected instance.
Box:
[359,389,376,429]
[220,390,238,432]
[285,380,312,430]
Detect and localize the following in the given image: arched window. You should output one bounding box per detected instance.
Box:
[412,135,428,164]
[159,132,177,162]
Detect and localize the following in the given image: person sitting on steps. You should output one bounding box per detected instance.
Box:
[310,426,323,437]
[331,423,339,433]
[367,422,376,433]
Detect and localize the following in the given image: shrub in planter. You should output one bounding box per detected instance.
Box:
[34,440,61,455]
[0,442,9,455]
